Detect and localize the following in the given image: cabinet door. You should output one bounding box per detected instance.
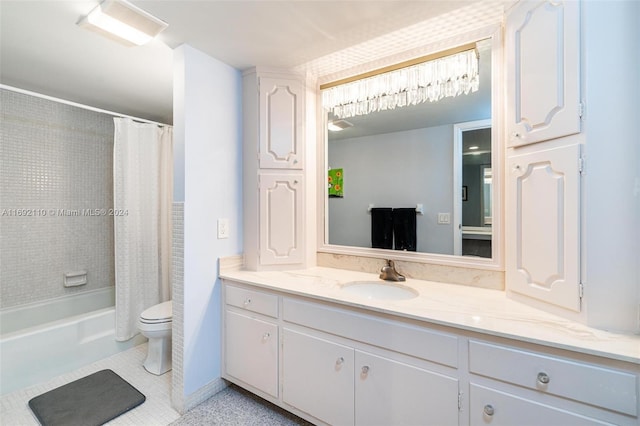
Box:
[506,0,581,147]
[506,144,581,312]
[355,351,459,426]
[259,77,304,169]
[225,311,278,397]
[470,383,612,425]
[259,172,304,265]
[282,329,355,425]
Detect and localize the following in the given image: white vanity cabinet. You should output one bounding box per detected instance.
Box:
[468,340,638,425]
[282,329,355,425]
[278,295,462,425]
[354,350,459,426]
[281,326,459,426]
[222,284,279,398]
[221,279,639,426]
[243,69,307,270]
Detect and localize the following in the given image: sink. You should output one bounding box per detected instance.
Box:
[341,281,418,300]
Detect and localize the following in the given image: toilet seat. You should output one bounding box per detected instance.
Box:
[140,301,172,324]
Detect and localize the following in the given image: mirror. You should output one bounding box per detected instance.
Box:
[322,37,500,265]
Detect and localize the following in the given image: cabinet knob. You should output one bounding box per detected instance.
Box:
[262,332,271,341]
[336,357,344,366]
[243,298,251,306]
[537,371,550,385]
[361,366,370,375]
[483,404,495,416]
[293,159,298,164]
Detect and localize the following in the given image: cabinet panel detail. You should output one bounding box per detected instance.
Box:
[470,383,612,425]
[225,311,278,398]
[507,144,581,312]
[469,340,638,416]
[507,0,580,146]
[282,328,355,425]
[259,173,303,265]
[259,77,303,169]
[355,350,458,426]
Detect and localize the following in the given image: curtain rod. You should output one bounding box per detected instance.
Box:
[319,42,478,91]
[0,84,170,127]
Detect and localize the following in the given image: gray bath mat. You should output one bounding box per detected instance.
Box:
[28,369,145,426]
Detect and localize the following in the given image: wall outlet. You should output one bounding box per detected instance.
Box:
[217,218,229,239]
[437,213,451,224]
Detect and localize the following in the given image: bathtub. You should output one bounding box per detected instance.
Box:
[0,287,146,395]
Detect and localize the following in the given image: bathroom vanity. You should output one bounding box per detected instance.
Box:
[220,267,639,426]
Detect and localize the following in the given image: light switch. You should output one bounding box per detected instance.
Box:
[437,213,451,224]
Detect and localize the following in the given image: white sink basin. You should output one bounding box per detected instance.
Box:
[341,281,418,300]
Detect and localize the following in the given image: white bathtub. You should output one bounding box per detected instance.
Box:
[0,288,146,395]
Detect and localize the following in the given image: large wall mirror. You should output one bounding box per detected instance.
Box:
[319,32,503,269]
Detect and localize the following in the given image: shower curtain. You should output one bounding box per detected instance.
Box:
[113,118,173,341]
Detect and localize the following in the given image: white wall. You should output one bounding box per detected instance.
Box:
[582,0,640,332]
[328,125,454,254]
[173,44,243,396]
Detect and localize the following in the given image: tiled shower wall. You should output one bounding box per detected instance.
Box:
[0,89,115,309]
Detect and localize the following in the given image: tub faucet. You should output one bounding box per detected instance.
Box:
[379,260,405,282]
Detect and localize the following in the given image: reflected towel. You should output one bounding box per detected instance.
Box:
[371,208,393,249]
[393,208,417,251]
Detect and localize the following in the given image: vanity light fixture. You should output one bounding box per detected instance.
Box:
[78,0,168,46]
[328,119,354,132]
[321,43,479,119]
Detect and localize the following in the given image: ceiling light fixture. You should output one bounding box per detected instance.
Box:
[78,0,168,46]
[321,43,479,119]
[468,146,479,150]
[328,120,354,132]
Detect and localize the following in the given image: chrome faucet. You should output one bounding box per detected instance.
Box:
[379,260,405,282]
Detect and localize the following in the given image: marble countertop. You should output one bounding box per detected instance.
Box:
[220,266,640,365]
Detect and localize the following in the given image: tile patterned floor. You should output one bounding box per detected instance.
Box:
[1,344,312,426]
[0,343,180,425]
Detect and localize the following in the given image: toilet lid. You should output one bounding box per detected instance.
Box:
[140,301,172,322]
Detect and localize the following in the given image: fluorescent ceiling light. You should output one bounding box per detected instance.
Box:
[328,120,353,132]
[468,146,479,150]
[78,0,168,46]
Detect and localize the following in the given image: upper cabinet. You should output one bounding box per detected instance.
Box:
[259,78,305,169]
[505,0,639,333]
[243,69,307,270]
[506,0,581,147]
[506,144,582,312]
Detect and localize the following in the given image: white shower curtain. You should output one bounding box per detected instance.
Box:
[113,118,173,341]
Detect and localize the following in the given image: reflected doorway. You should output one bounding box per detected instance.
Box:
[453,120,492,257]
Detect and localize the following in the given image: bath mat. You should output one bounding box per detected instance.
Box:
[28,369,145,426]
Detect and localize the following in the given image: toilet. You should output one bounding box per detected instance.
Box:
[138,300,172,375]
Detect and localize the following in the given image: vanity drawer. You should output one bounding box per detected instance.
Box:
[225,284,279,318]
[283,298,458,368]
[469,340,638,416]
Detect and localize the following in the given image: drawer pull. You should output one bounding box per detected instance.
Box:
[336,357,344,366]
[537,371,550,385]
[483,404,495,416]
[243,298,252,306]
[361,366,370,375]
